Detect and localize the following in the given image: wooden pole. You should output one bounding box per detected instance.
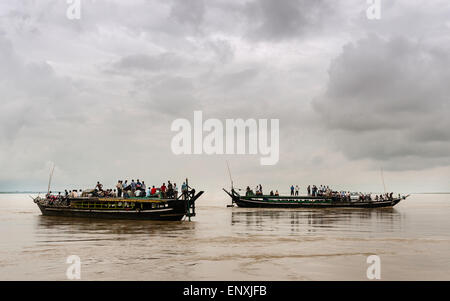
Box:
[226,160,233,191]
[186,177,190,221]
[47,163,55,194]
[380,167,386,194]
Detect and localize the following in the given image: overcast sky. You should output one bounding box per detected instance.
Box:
[1,0,449,202]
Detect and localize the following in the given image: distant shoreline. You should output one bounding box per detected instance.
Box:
[412,192,450,195]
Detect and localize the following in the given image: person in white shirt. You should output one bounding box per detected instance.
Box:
[174,183,178,198]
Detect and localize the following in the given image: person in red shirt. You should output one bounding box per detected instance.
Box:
[160,183,167,198]
[150,186,157,195]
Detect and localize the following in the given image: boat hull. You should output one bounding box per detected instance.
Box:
[37,203,186,221]
[34,195,204,221]
[233,197,402,208]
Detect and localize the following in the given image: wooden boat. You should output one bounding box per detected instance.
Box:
[34,182,204,221]
[223,188,408,209]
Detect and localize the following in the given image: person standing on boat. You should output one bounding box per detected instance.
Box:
[95,181,103,192]
[167,181,173,198]
[151,185,157,195]
[142,181,146,195]
[161,183,167,198]
[130,180,136,197]
[181,182,187,199]
[116,180,123,198]
[174,183,178,198]
[295,185,299,196]
[136,179,142,192]
[290,185,295,196]
[307,185,311,196]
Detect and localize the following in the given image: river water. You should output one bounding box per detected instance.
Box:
[0,193,449,280]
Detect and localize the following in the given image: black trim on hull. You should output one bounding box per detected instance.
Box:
[37,204,186,221]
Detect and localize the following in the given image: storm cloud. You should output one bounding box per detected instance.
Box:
[244,0,334,41]
[314,35,450,170]
[1,0,449,196]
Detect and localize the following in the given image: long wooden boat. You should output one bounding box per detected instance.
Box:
[34,187,204,221]
[223,188,408,209]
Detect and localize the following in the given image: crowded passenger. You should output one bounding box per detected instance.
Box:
[116,180,123,198]
[174,183,178,198]
[161,183,167,198]
[55,178,186,201]
[95,181,103,192]
[151,185,157,195]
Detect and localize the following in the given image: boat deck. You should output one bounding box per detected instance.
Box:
[69,197,177,203]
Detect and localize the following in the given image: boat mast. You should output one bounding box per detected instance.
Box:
[225,160,237,207]
[47,163,55,194]
[380,167,386,194]
[186,177,192,221]
[226,160,234,191]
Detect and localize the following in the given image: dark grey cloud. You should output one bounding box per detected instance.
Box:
[0,33,78,141]
[244,0,334,41]
[207,38,234,63]
[314,35,450,170]
[170,0,205,30]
